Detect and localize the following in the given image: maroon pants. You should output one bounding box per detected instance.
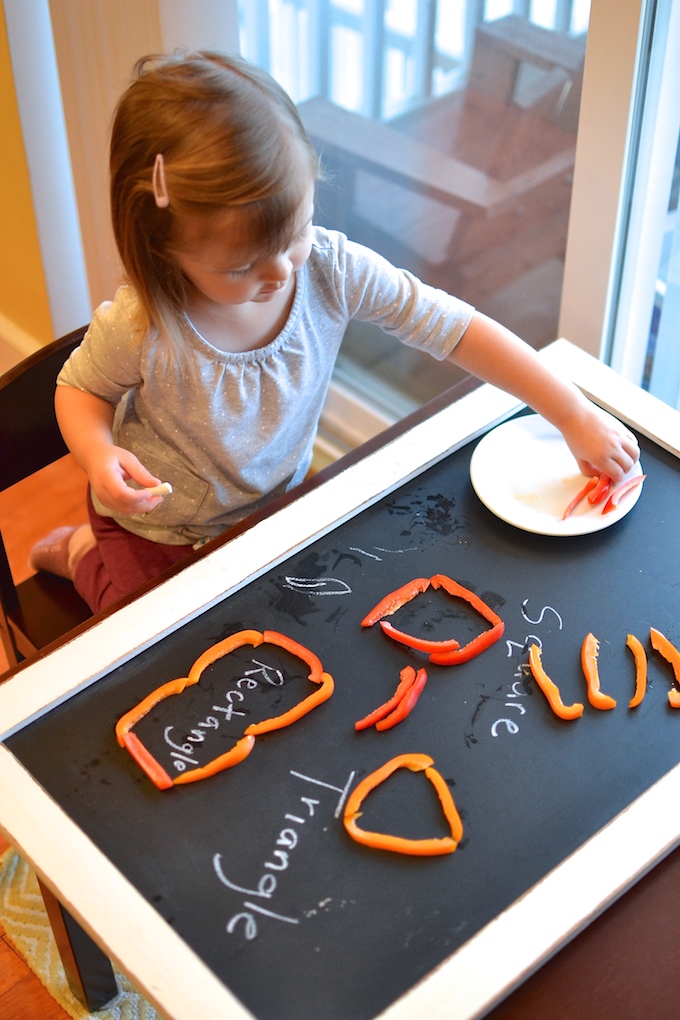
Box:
[73,491,195,613]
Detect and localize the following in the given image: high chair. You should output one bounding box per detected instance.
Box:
[0,325,92,673]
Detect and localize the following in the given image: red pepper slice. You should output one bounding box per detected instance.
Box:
[650,627,680,708]
[429,621,504,665]
[427,575,504,665]
[430,574,501,622]
[354,666,416,731]
[361,578,431,627]
[626,633,647,708]
[581,632,617,710]
[562,475,598,520]
[588,474,611,505]
[375,668,428,731]
[366,573,503,666]
[343,753,462,856]
[602,475,646,514]
[376,622,460,654]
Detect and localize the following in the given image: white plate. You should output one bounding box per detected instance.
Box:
[470,414,644,536]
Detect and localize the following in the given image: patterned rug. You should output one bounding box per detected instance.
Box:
[0,848,159,1019]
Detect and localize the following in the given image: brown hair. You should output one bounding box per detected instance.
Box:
[109,51,320,357]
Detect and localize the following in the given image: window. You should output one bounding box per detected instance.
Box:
[605,0,680,409]
[239,1,591,451]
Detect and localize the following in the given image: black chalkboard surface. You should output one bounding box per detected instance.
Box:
[6,425,680,1020]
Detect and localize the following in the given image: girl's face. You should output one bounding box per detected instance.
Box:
[172,191,315,308]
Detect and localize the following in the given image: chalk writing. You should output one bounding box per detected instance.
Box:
[244,659,284,686]
[520,600,564,629]
[216,769,355,941]
[283,576,352,596]
[348,546,418,561]
[491,718,519,736]
[349,547,382,561]
[162,653,292,773]
[506,634,542,656]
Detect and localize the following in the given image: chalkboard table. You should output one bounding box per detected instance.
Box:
[1,340,679,1020]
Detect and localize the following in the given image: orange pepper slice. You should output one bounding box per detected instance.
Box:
[528,644,584,720]
[343,753,462,856]
[581,632,617,710]
[626,633,647,708]
[650,628,680,707]
[173,736,256,785]
[120,731,174,790]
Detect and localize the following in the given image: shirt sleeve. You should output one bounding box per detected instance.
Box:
[325,231,475,361]
[56,286,146,402]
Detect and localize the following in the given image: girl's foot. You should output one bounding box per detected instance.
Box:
[29,524,96,579]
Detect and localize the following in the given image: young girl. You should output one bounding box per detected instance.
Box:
[31,50,639,612]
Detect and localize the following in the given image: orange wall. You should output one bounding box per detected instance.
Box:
[0,1,53,344]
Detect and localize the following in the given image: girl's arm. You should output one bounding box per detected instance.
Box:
[55,385,166,514]
[449,312,640,482]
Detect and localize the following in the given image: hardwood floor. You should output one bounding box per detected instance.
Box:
[0,834,72,1020]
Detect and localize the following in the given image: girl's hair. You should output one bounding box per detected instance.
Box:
[109,51,320,357]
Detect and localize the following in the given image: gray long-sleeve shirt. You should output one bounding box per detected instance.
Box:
[58,227,474,544]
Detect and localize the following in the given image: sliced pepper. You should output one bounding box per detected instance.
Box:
[588,474,611,505]
[187,629,264,685]
[626,633,647,708]
[367,573,504,666]
[428,622,504,666]
[428,575,504,665]
[343,753,462,856]
[120,731,174,790]
[650,628,680,708]
[375,668,428,731]
[173,735,256,784]
[562,475,598,520]
[116,676,193,744]
[354,666,416,731]
[602,475,646,514]
[581,632,617,710]
[361,577,431,627]
[373,624,460,655]
[116,629,333,789]
[245,630,333,734]
[528,644,584,720]
[262,629,324,682]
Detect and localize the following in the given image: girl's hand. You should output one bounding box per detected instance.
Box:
[87,444,167,515]
[559,404,640,483]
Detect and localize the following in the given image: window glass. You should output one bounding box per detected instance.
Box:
[605,0,680,409]
[239,1,590,422]
[645,132,680,405]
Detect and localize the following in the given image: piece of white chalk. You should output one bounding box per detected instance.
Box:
[144,482,173,497]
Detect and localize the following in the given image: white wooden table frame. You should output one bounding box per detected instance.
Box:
[1,339,679,1020]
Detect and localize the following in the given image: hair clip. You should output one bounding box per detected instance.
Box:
[152,153,170,208]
